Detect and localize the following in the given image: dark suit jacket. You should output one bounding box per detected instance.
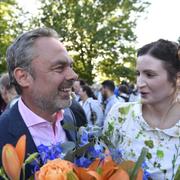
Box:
[69,99,87,127]
[0,102,78,179]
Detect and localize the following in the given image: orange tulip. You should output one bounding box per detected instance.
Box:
[119,160,143,180]
[15,135,26,167]
[35,159,75,180]
[136,168,143,180]
[2,135,26,180]
[74,166,101,180]
[2,144,21,180]
[109,168,130,180]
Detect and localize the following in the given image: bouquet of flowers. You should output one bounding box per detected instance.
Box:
[1,125,179,180]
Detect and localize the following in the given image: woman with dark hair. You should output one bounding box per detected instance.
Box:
[79,85,104,127]
[103,39,180,179]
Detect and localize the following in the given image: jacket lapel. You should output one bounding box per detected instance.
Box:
[62,108,77,143]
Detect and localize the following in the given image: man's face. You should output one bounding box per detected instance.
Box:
[27,37,78,114]
[101,87,108,101]
[73,81,81,95]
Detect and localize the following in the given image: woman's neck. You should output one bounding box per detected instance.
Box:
[82,96,88,103]
[142,96,180,129]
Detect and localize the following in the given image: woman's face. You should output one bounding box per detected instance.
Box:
[79,88,86,100]
[136,54,175,105]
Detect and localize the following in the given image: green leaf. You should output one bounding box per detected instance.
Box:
[61,141,76,154]
[144,140,154,148]
[146,152,152,160]
[0,167,8,180]
[96,167,102,175]
[175,166,180,180]
[119,105,131,115]
[63,140,95,162]
[67,170,78,180]
[156,150,164,159]
[24,152,39,164]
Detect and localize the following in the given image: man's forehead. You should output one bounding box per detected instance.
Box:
[34,37,66,51]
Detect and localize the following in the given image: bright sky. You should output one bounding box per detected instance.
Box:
[135,0,180,48]
[17,0,180,48]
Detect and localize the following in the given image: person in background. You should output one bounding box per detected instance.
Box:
[0,94,6,115]
[0,28,79,178]
[114,85,120,97]
[68,98,87,127]
[103,39,180,179]
[79,85,104,127]
[129,83,140,102]
[72,79,86,102]
[0,73,19,109]
[101,80,119,118]
[118,84,129,102]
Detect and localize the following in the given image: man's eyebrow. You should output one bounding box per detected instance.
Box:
[51,58,73,66]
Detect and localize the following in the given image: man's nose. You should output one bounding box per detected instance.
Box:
[66,67,78,80]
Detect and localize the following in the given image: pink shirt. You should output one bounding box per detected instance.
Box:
[18,98,67,147]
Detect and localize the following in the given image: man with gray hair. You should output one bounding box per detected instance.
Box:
[0,28,79,178]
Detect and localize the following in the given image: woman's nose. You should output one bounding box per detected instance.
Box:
[137,76,146,88]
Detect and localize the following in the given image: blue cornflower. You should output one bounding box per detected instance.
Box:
[88,144,104,159]
[37,143,63,164]
[51,143,63,159]
[109,148,123,164]
[74,156,93,168]
[80,131,89,146]
[142,161,151,180]
[31,159,40,174]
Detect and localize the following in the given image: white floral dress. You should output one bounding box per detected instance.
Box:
[103,101,180,180]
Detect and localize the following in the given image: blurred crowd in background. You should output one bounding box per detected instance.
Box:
[0,73,140,127]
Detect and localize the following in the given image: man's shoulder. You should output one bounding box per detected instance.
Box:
[0,109,12,128]
[0,102,21,134]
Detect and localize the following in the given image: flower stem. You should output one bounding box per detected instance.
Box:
[22,163,25,180]
[130,147,148,180]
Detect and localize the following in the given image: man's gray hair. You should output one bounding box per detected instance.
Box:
[6,27,59,94]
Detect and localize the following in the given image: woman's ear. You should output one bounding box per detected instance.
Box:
[13,68,33,88]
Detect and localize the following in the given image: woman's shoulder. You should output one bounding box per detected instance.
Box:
[109,101,141,114]
[104,101,142,127]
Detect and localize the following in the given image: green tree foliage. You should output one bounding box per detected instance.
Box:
[0,0,24,73]
[33,0,149,84]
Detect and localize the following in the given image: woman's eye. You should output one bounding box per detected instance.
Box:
[146,73,155,78]
[136,71,140,76]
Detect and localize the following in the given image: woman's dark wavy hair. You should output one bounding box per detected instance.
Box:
[81,85,97,100]
[137,39,180,85]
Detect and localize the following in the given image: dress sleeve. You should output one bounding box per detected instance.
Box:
[103,102,132,148]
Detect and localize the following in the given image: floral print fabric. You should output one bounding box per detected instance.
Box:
[103,101,180,180]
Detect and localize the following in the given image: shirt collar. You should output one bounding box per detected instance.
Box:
[106,94,116,103]
[18,97,64,127]
[138,102,180,137]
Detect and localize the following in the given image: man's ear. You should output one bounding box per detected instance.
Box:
[13,68,33,88]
